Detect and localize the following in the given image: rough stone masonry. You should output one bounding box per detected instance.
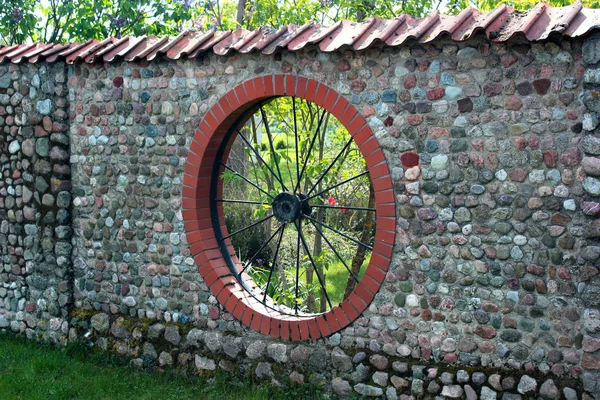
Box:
[1,29,600,399]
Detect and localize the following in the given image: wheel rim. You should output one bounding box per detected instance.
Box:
[211,96,376,317]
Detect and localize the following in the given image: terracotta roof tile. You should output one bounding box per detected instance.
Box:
[1,2,598,64]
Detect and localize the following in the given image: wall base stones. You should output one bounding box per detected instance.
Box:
[65,310,585,399]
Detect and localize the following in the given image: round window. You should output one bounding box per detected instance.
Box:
[183,75,395,340]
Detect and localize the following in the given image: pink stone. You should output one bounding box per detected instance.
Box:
[483,82,503,97]
[475,326,496,339]
[558,267,571,279]
[404,75,416,89]
[427,88,445,100]
[509,168,528,182]
[208,306,220,320]
[471,140,484,152]
[582,202,600,216]
[478,341,495,353]
[351,80,366,92]
[544,150,558,167]
[429,127,450,138]
[560,148,580,166]
[563,351,580,364]
[514,136,528,150]
[528,136,540,149]
[363,105,375,118]
[444,353,458,363]
[506,96,522,110]
[408,115,423,125]
[583,338,600,353]
[369,354,389,370]
[582,353,600,369]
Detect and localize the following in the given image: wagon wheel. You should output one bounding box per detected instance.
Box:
[211,96,376,316]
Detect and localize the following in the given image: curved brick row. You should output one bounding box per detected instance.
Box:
[182,74,396,339]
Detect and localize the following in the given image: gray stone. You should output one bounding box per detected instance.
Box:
[331,347,352,372]
[354,383,383,397]
[0,74,11,89]
[267,343,287,363]
[472,372,486,385]
[430,154,448,170]
[583,177,600,196]
[386,387,397,400]
[122,296,136,307]
[90,313,109,333]
[441,372,454,384]
[488,374,502,390]
[246,340,266,359]
[37,99,51,115]
[255,362,273,378]
[372,371,388,386]
[411,379,424,396]
[583,136,600,156]
[195,355,216,370]
[332,378,352,396]
[158,352,173,366]
[148,323,165,340]
[8,141,20,154]
[539,379,559,399]
[222,339,240,358]
[203,331,221,352]
[583,33,600,65]
[517,375,537,394]
[441,385,464,398]
[427,380,441,394]
[563,387,578,400]
[456,370,469,383]
[585,68,600,84]
[185,329,204,347]
[481,386,497,400]
[164,325,181,345]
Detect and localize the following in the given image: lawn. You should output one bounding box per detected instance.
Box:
[0,334,326,400]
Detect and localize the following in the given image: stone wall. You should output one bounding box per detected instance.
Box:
[1,32,600,399]
[0,62,72,341]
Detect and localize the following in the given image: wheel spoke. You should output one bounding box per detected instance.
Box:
[306,137,354,196]
[302,213,373,251]
[262,226,286,303]
[220,162,274,200]
[260,107,288,192]
[222,214,274,240]
[241,224,285,274]
[295,221,333,310]
[293,97,300,190]
[294,109,327,193]
[306,170,369,201]
[236,128,287,192]
[311,204,376,212]
[218,199,271,206]
[307,219,359,283]
[294,221,301,313]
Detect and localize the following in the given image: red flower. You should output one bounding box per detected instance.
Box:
[342,208,347,214]
[327,196,336,206]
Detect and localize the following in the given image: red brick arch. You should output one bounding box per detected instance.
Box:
[182,75,395,340]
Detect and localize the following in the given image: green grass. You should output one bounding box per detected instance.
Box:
[0,334,327,400]
[325,258,368,306]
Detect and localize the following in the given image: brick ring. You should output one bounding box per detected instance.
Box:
[183,75,395,340]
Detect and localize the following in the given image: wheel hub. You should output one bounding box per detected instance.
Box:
[272,193,311,223]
